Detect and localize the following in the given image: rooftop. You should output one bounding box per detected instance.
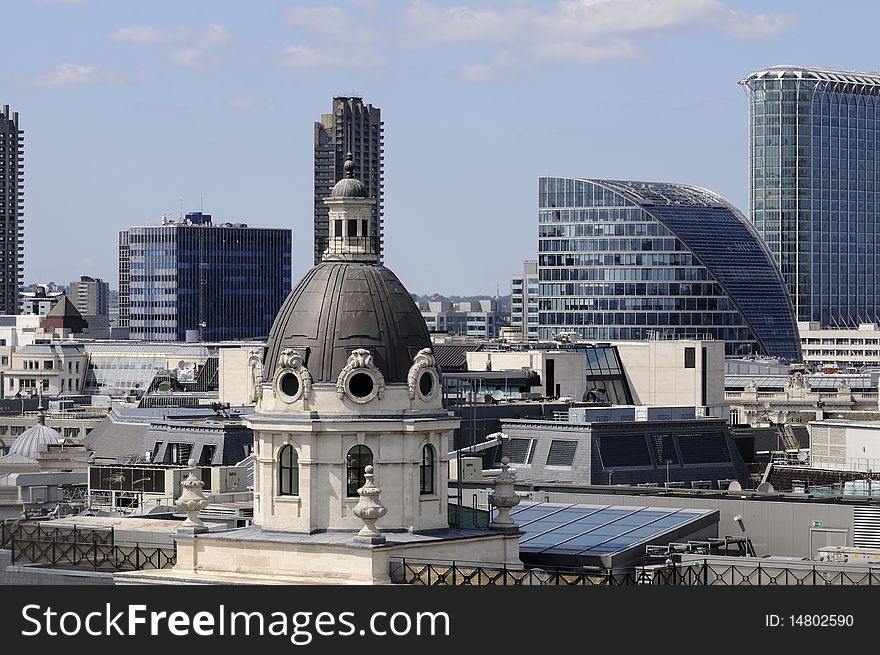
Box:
[740,65,880,87]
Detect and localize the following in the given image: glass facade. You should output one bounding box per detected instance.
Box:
[119,214,292,341]
[741,66,880,327]
[537,177,801,361]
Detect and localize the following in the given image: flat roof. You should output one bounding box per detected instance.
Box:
[511,501,717,569]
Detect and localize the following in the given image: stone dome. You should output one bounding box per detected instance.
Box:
[330,152,368,199]
[4,414,63,461]
[264,261,432,384]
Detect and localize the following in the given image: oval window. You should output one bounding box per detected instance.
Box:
[280,372,300,398]
[348,372,375,398]
[419,371,434,397]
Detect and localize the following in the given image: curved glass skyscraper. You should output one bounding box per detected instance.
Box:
[537,178,801,361]
[741,65,880,328]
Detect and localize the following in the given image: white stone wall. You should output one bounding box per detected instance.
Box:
[615,340,726,417]
[219,347,253,406]
[248,403,458,533]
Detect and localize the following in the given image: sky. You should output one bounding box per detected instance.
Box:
[2,0,877,296]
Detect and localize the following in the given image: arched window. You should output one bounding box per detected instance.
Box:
[420,444,435,495]
[279,444,299,496]
[346,445,373,497]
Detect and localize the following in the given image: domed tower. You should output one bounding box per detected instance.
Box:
[246,153,455,533]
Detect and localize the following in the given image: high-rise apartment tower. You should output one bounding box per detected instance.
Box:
[314,97,383,264]
[741,65,880,327]
[0,105,24,314]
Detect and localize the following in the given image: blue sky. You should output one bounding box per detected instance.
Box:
[2,0,874,295]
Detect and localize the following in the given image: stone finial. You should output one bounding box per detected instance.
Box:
[489,456,521,531]
[176,459,210,532]
[352,465,387,544]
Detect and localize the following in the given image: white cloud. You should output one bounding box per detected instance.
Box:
[283,6,352,35]
[541,0,793,39]
[405,1,522,42]
[277,0,792,76]
[31,63,100,86]
[532,39,639,62]
[280,44,381,69]
[112,26,189,43]
[403,0,792,68]
[112,23,231,69]
[461,63,496,81]
[194,24,231,50]
[460,51,520,81]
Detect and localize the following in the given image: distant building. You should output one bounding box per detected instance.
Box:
[798,322,880,372]
[538,177,801,361]
[314,97,383,264]
[491,407,750,489]
[20,284,62,316]
[118,212,291,341]
[5,342,88,397]
[419,299,499,339]
[69,276,109,337]
[809,419,880,473]
[0,105,24,316]
[39,295,88,336]
[511,260,538,341]
[741,66,880,327]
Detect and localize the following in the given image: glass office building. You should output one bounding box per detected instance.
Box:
[538,178,801,361]
[741,65,880,327]
[119,213,292,341]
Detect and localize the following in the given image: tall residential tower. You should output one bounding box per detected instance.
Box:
[313,97,383,264]
[741,65,880,327]
[0,105,24,315]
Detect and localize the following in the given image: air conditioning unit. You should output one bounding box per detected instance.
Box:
[212,466,246,492]
[448,457,483,482]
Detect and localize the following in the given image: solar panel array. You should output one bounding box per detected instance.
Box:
[511,502,716,558]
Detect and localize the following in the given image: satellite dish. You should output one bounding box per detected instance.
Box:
[797,451,808,462]
[492,390,504,401]
[178,360,187,369]
[727,480,742,492]
[756,482,775,494]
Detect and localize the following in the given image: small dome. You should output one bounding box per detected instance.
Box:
[330,152,368,199]
[264,261,432,384]
[4,414,63,462]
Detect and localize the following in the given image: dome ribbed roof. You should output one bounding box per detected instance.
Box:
[264,262,432,384]
[3,416,63,462]
[330,177,368,199]
[329,151,368,199]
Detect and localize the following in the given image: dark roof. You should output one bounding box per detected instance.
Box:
[84,414,150,460]
[264,262,432,384]
[45,295,84,320]
[432,344,483,372]
[731,426,785,453]
[767,465,869,492]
